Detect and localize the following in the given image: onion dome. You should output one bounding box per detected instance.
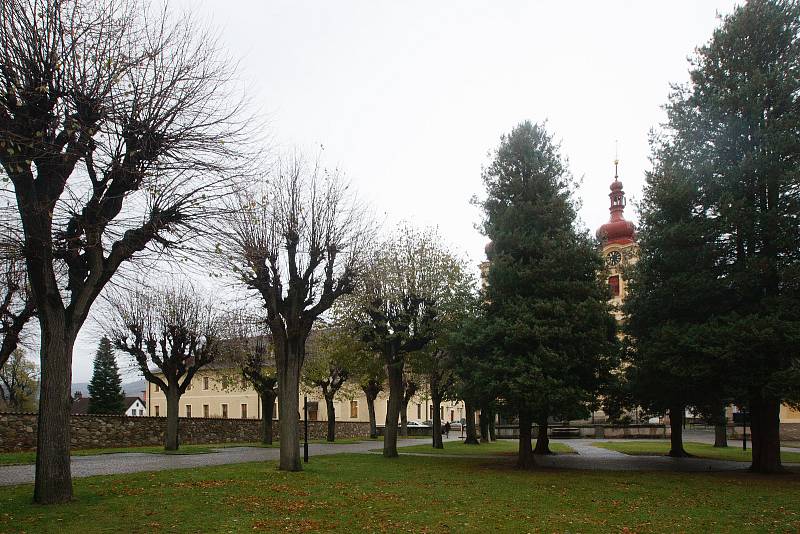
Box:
[596,161,635,245]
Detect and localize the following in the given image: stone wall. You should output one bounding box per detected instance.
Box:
[0,412,371,452]
[494,424,669,440]
[728,423,800,442]
[780,423,800,441]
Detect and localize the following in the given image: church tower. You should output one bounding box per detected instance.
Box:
[596,159,637,309]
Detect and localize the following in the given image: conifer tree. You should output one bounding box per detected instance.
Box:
[87,337,125,415]
[474,121,617,468]
[636,0,800,472]
[623,145,728,457]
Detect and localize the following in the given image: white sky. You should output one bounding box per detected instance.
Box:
[70,0,741,382]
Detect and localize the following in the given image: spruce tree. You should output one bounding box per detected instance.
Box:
[638,0,800,472]
[87,337,125,415]
[474,121,617,468]
[623,144,728,457]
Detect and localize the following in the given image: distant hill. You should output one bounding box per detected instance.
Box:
[71,379,147,399]
[122,379,147,397]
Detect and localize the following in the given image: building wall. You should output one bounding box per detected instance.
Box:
[147,371,466,425]
[780,404,800,424]
[0,412,371,452]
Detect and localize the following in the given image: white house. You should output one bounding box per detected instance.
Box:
[124,397,147,417]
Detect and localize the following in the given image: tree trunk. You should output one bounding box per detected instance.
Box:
[432,394,443,449]
[488,411,496,441]
[668,405,690,457]
[383,360,403,458]
[33,325,74,504]
[464,400,479,445]
[260,390,276,445]
[517,412,535,469]
[712,405,728,448]
[364,388,378,439]
[534,417,552,455]
[277,344,302,471]
[399,396,409,438]
[164,386,180,451]
[325,395,336,442]
[714,423,728,448]
[479,410,490,444]
[750,397,783,473]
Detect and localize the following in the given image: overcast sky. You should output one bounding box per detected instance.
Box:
[71,0,741,383]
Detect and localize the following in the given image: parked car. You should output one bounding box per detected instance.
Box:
[448,422,463,431]
[407,420,431,427]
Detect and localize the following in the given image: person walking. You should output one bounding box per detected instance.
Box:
[444,421,451,438]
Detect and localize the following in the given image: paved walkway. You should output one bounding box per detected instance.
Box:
[0,438,446,487]
[2,435,797,486]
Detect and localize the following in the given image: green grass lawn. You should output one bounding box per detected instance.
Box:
[2,454,798,532]
[397,439,575,456]
[594,441,800,463]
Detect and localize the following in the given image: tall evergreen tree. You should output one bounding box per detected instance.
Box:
[639,0,800,472]
[474,121,617,468]
[623,144,728,457]
[87,337,125,415]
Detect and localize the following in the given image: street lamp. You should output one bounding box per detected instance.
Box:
[303,396,309,463]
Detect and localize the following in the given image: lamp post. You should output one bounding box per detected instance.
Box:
[742,410,747,452]
[303,395,309,463]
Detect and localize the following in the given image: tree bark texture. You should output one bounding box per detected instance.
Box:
[33,327,74,504]
[534,418,552,455]
[714,423,728,448]
[277,342,303,471]
[325,396,336,442]
[364,388,378,439]
[400,396,409,438]
[260,391,277,445]
[432,394,443,449]
[164,386,180,451]
[383,361,403,458]
[668,406,690,457]
[479,410,490,443]
[517,412,535,469]
[749,397,783,473]
[464,401,479,445]
[713,405,728,448]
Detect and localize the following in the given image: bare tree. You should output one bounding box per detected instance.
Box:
[108,285,223,451]
[0,348,39,412]
[220,311,278,445]
[0,0,250,503]
[344,226,459,458]
[340,332,384,439]
[303,327,361,442]
[0,237,35,368]
[218,153,372,471]
[399,374,419,437]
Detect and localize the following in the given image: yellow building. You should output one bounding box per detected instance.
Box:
[146,369,466,426]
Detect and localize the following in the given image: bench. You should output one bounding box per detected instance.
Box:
[550,427,581,438]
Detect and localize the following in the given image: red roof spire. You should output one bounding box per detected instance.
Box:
[596,157,635,245]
